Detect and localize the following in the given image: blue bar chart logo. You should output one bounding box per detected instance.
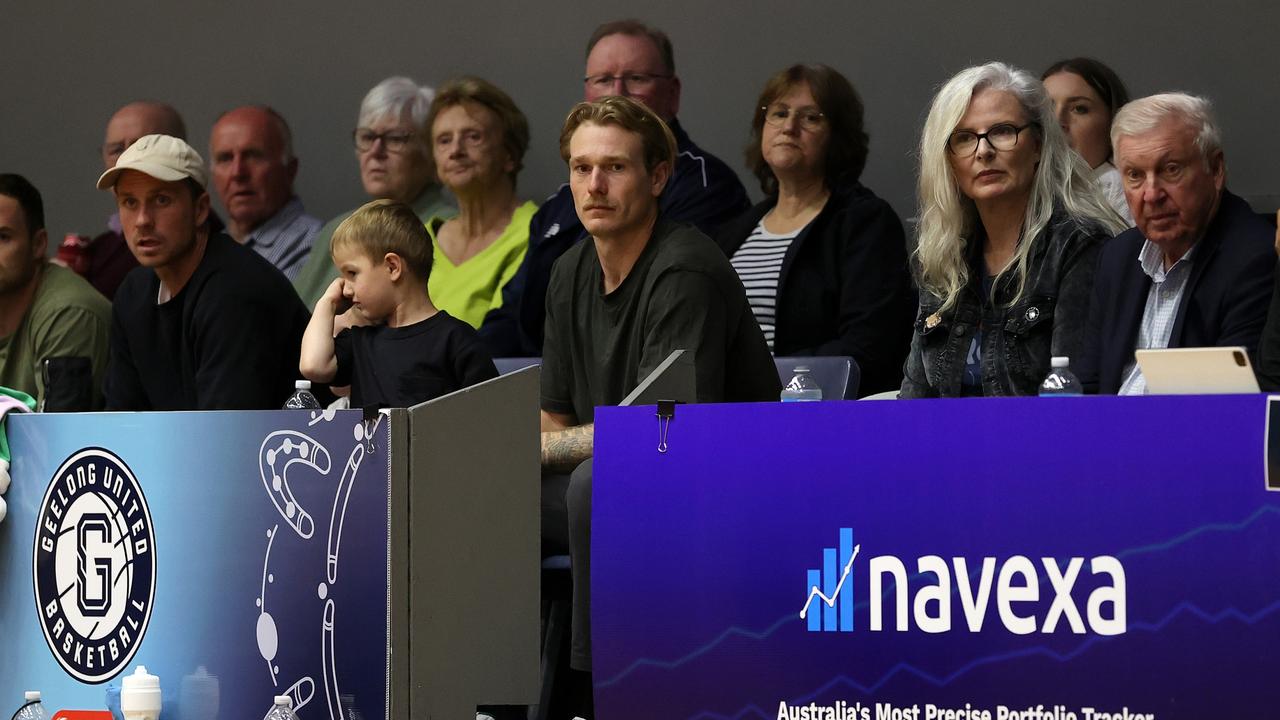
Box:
[799,528,859,632]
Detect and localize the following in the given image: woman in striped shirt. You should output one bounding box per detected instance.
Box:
[715,64,916,396]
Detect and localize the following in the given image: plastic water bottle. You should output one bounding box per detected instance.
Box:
[781,366,823,402]
[15,692,48,720]
[283,380,321,409]
[1039,356,1083,397]
[263,695,299,720]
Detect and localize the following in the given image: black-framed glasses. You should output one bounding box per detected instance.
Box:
[762,104,826,132]
[353,128,418,153]
[946,122,1038,156]
[583,73,672,92]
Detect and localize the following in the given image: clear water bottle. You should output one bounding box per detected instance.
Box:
[263,695,298,720]
[781,366,823,402]
[1039,356,1083,397]
[283,380,321,409]
[15,691,48,720]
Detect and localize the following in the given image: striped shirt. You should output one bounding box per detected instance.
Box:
[730,220,800,350]
[244,197,322,281]
[1118,239,1197,395]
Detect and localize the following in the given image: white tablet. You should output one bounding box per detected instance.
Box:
[1135,346,1260,395]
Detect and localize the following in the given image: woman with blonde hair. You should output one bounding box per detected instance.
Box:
[900,62,1125,397]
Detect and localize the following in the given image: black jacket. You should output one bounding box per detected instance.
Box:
[901,209,1110,398]
[714,181,915,396]
[1078,190,1275,394]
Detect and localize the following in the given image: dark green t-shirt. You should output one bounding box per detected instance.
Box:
[541,217,780,423]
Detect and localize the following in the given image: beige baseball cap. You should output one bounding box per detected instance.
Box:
[96,134,209,190]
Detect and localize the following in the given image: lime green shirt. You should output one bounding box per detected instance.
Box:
[0,262,111,408]
[292,184,456,308]
[426,200,537,329]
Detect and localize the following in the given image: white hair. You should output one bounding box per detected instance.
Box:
[357,76,436,130]
[914,61,1126,311]
[1111,92,1222,168]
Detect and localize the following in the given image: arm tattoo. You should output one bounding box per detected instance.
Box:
[541,422,594,472]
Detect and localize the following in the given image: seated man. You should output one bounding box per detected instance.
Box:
[79,101,188,299]
[209,106,322,280]
[540,97,779,706]
[477,19,750,356]
[1078,93,1276,394]
[99,134,312,410]
[299,199,497,408]
[0,174,111,409]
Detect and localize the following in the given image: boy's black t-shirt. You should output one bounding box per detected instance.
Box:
[333,310,498,408]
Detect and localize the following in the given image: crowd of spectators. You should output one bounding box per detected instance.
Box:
[4,17,1280,718]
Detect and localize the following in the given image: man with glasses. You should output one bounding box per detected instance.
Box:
[1078,92,1276,394]
[477,18,750,356]
[292,76,455,307]
[209,106,321,280]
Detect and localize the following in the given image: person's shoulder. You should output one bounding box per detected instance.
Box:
[1215,192,1276,255]
[650,220,734,276]
[112,264,158,308]
[195,234,305,307]
[35,263,111,314]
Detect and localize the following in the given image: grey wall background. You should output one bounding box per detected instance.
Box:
[5,0,1278,242]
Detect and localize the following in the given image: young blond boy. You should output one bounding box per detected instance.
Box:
[299,199,497,408]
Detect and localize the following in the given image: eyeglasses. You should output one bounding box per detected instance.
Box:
[583,73,672,92]
[946,122,1038,156]
[353,129,418,153]
[762,104,826,132]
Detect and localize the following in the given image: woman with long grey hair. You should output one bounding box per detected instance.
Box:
[900,62,1126,397]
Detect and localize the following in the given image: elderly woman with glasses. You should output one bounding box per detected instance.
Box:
[900,62,1126,398]
[293,76,456,307]
[423,76,536,330]
[714,64,916,396]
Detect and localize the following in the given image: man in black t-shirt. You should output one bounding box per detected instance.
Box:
[99,134,312,410]
[540,97,777,695]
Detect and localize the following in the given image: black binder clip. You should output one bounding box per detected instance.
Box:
[656,399,677,454]
[361,404,383,453]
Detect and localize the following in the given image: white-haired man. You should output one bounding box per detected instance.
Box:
[1078,92,1275,394]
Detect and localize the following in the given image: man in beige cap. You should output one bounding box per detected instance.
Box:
[99,134,313,410]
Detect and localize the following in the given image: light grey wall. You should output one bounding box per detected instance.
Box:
[7,0,1279,242]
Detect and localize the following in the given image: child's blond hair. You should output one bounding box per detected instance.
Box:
[330,199,433,281]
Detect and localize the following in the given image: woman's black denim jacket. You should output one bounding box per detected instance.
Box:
[900,209,1110,397]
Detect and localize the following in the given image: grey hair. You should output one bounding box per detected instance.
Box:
[357,76,436,131]
[914,61,1126,312]
[1111,92,1222,167]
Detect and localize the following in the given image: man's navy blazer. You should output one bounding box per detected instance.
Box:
[1078,190,1276,394]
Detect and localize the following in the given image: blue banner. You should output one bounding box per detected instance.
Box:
[593,395,1280,719]
[1,409,391,720]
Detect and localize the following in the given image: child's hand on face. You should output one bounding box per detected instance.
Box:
[323,278,353,315]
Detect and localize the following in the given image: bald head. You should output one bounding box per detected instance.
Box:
[209,106,298,239]
[102,101,187,169]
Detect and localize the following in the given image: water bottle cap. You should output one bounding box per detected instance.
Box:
[275,696,292,707]
[24,692,40,702]
[295,380,312,390]
[1050,356,1069,368]
[123,665,160,690]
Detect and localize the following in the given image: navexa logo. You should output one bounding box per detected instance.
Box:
[799,528,1126,635]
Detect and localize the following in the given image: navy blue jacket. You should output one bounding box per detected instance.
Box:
[476,118,750,356]
[1077,190,1276,394]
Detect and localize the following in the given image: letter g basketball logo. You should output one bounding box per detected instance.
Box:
[32,448,157,683]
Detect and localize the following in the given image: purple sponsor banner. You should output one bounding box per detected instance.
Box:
[593,395,1280,720]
